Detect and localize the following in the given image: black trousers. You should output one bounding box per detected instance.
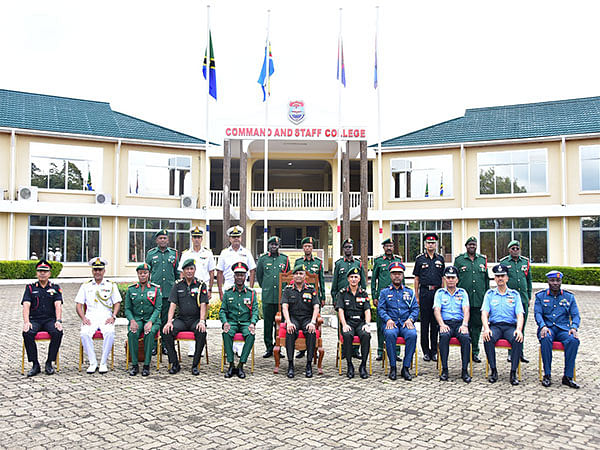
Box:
[419,288,438,356]
[286,317,316,365]
[439,319,471,370]
[23,318,63,363]
[483,322,522,372]
[163,318,207,366]
[341,320,370,365]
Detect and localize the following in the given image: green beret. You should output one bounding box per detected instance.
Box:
[381,238,393,246]
[342,238,354,246]
[136,263,150,271]
[181,258,196,269]
[301,237,315,246]
[267,236,280,244]
[507,240,520,249]
[347,266,361,277]
[154,229,168,240]
[293,265,307,274]
[465,236,477,245]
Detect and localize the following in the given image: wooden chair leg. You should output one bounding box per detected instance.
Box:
[415,345,418,377]
[251,343,255,374]
[126,341,129,370]
[338,342,342,375]
[56,349,59,372]
[538,347,542,381]
[220,336,225,373]
[79,341,83,372]
[21,341,25,375]
[369,344,372,375]
[111,343,115,370]
[470,346,473,377]
[205,342,209,365]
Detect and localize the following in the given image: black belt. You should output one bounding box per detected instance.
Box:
[420,285,440,291]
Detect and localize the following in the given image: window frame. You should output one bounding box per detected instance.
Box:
[127,217,192,263]
[581,216,600,265]
[478,217,548,263]
[390,220,453,263]
[127,151,192,198]
[389,155,453,200]
[579,145,600,193]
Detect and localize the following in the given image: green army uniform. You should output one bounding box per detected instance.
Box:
[454,251,489,358]
[256,250,290,353]
[220,286,259,364]
[145,240,180,329]
[371,252,403,357]
[499,254,532,328]
[124,280,162,367]
[294,256,325,305]
[331,256,367,299]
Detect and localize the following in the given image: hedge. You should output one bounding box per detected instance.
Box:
[0,260,62,279]
[531,266,600,286]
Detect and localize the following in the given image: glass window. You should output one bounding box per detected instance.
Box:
[478,218,547,263]
[582,217,600,263]
[580,145,600,191]
[477,149,547,195]
[128,151,192,197]
[128,218,191,263]
[28,215,101,262]
[390,155,453,199]
[30,142,102,191]
[391,220,452,262]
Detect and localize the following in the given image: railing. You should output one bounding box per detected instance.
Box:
[209,190,239,208]
[251,191,333,209]
[341,192,374,209]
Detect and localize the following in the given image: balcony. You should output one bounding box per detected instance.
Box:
[209,190,239,208]
[209,190,373,210]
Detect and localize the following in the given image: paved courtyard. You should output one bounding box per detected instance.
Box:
[1,282,599,449]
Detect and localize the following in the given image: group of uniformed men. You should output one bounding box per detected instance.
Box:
[21,227,581,388]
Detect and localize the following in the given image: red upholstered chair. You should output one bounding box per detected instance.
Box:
[22,331,60,374]
[485,339,521,380]
[437,336,473,377]
[79,330,114,371]
[171,331,209,369]
[220,332,254,373]
[125,331,161,371]
[336,334,372,376]
[382,336,418,376]
[538,341,576,381]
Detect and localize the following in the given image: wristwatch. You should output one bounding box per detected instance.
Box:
[56,319,62,323]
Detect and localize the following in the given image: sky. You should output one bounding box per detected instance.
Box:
[2,0,600,146]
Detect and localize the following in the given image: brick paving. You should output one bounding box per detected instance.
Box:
[1,282,599,449]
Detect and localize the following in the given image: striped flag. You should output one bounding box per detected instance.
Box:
[258,40,274,101]
[425,175,429,198]
[374,34,378,89]
[203,31,217,100]
[337,37,346,87]
[440,173,444,196]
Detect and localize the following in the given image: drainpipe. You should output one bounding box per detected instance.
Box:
[561,136,567,264]
[8,129,16,259]
[113,140,121,276]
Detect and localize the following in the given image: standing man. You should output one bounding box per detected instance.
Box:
[293,236,325,359]
[256,236,290,358]
[281,265,320,378]
[336,267,371,379]
[220,262,259,379]
[500,240,532,363]
[217,225,256,301]
[378,262,418,381]
[434,266,471,383]
[454,236,489,363]
[481,264,524,385]
[371,238,403,361]
[162,259,209,375]
[535,270,581,389]
[21,259,63,377]
[76,257,121,374]
[146,229,180,355]
[179,226,215,357]
[124,263,162,377]
[413,233,445,362]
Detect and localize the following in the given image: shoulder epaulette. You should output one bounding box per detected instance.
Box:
[416,252,425,258]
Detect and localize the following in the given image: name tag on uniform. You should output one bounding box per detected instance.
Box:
[190,288,199,294]
[357,297,366,304]
[403,292,410,300]
[147,291,156,299]
[543,299,550,303]
[435,261,443,267]
[244,297,251,305]
[47,289,56,295]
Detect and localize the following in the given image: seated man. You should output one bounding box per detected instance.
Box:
[125,263,162,377]
[378,261,418,381]
[535,270,581,389]
[76,257,121,374]
[220,262,258,379]
[281,265,320,378]
[481,264,524,385]
[336,267,371,379]
[434,266,472,383]
[163,259,208,375]
[22,259,63,377]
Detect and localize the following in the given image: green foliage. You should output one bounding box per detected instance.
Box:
[0,260,62,279]
[531,266,600,286]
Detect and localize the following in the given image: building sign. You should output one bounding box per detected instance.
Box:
[224,126,367,140]
[288,100,305,125]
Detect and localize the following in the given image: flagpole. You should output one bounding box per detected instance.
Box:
[336,8,342,242]
[263,10,271,254]
[376,6,383,246]
[205,4,211,244]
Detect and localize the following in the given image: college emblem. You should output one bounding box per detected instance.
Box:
[288,100,305,125]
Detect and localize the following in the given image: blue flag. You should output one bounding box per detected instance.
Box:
[374,36,378,89]
[202,31,217,100]
[258,41,274,101]
[337,37,346,87]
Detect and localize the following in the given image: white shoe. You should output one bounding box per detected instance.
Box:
[98,363,109,374]
[86,362,98,374]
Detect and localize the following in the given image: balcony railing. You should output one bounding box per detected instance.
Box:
[209,190,239,208]
[209,190,373,210]
[341,192,374,209]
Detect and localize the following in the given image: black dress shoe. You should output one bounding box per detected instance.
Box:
[287,364,295,378]
[375,355,383,361]
[346,362,355,379]
[461,369,472,383]
[401,366,412,381]
[510,371,519,385]
[27,362,41,377]
[142,366,150,377]
[305,362,313,378]
[44,361,55,375]
[388,366,397,380]
[488,368,498,383]
[520,356,529,364]
[439,369,449,381]
[129,364,139,376]
[507,354,512,362]
[473,354,482,363]
[237,364,246,379]
[431,352,438,362]
[296,350,305,358]
[423,353,431,362]
[359,364,368,379]
[162,347,168,356]
[151,347,157,356]
[562,375,580,389]
[262,350,273,358]
[225,363,235,378]
[541,374,552,387]
[168,362,180,374]
[353,349,361,359]
[396,355,402,362]
[192,367,200,376]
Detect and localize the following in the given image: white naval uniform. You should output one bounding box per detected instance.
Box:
[75,278,122,365]
[178,247,216,284]
[216,245,256,290]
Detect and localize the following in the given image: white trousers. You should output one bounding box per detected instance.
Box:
[80,314,115,365]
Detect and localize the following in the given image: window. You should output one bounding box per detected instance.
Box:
[29,215,101,263]
[128,218,191,263]
[479,218,547,263]
[580,145,600,191]
[30,143,103,191]
[390,155,452,199]
[478,149,547,195]
[582,216,600,263]
[128,151,191,196]
[391,220,452,262]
